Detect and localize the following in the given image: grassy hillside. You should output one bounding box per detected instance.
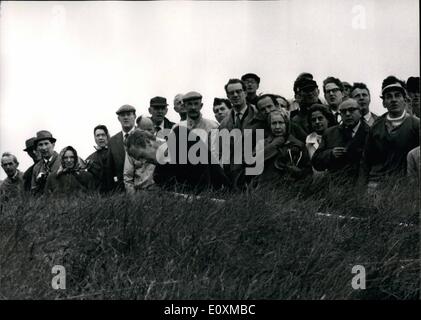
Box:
[0,177,419,299]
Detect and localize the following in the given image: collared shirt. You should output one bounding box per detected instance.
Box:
[94,145,108,151]
[121,127,135,140]
[179,114,219,133]
[333,111,342,124]
[350,120,361,137]
[305,132,322,159]
[234,104,248,122]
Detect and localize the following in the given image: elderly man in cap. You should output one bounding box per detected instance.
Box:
[0,152,24,201]
[86,124,110,193]
[178,91,219,134]
[290,77,326,141]
[360,75,420,190]
[173,94,187,122]
[407,76,420,118]
[148,96,175,138]
[30,130,61,195]
[241,73,261,106]
[323,76,345,123]
[312,99,369,183]
[106,104,136,192]
[22,137,41,192]
[350,82,378,127]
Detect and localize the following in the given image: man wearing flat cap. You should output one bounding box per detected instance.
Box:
[290,76,327,141]
[106,104,136,192]
[30,130,61,195]
[241,73,261,107]
[22,137,41,192]
[359,75,420,190]
[148,96,175,139]
[177,91,219,134]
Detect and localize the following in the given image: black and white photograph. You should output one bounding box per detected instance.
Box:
[0,0,419,307]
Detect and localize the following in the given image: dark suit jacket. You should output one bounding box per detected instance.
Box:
[218,104,267,182]
[163,117,175,129]
[106,132,126,191]
[312,121,369,181]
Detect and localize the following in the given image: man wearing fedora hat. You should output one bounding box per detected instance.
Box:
[22,137,41,192]
[30,130,61,195]
[360,75,420,190]
[106,104,137,192]
[148,96,175,139]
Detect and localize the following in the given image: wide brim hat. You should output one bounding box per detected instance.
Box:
[33,130,56,146]
[23,137,37,151]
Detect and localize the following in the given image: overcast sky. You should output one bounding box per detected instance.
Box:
[0,0,419,179]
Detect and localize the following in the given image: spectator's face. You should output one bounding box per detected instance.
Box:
[256,97,277,118]
[118,111,136,132]
[149,106,168,124]
[351,88,371,115]
[63,150,76,170]
[310,111,329,135]
[243,78,259,95]
[94,129,108,148]
[343,85,352,98]
[383,90,406,117]
[339,100,361,128]
[226,83,247,108]
[408,91,420,117]
[270,114,287,137]
[37,139,55,159]
[1,156,18,178]
[174,96,186,115]
[138,119,155,134]
[213,103,230,123]
[27,149,41,162]
[324,83,344,108]
[276,98,289,110]
[185,98,203,120]
[297,87,319,106]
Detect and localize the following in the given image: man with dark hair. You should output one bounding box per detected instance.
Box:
[290,77,324,137]
[219,78,266,183]
[407,76,420,118]
[241,73,260,106]
[31,130,61,194]
[350,82,378,126]
[148,96,175,137]
[323,76,345,122]
[106,105,137,192]
[360,75,420,190]
[312,99,369,182]
[86,124,110,193]
[126,128,228,193]
[213,98,232,123]
[174,94,187,121]
[22,137,41,192]
[0,152,24,201]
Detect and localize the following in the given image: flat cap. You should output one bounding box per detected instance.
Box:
[116,104,136,115]
[23,137,37,152]
[182,91,202,102]
[381,82,407,96]
[241,73,260,83]
[150,96,168,107]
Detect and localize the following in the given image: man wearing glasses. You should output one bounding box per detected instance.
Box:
[311,98,369,182]
[359,76,420,190]
[323,76,345,123]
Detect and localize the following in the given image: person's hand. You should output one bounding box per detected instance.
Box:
[332,147,347,158]
[271,136,286,148]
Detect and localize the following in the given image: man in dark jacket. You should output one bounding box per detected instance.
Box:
[241,73,260,106]
[360,76,420,189]
[31,130,61,195]
[218,78,267,184]
[148,96,175,138]
[126,128,229,193]
[106,105,136,192]
[312,99,369,182]
[86,124,110,193]
[22,137,41,192]
[0,152,24,201]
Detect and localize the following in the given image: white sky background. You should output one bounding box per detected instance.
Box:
[0,0,419,179]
